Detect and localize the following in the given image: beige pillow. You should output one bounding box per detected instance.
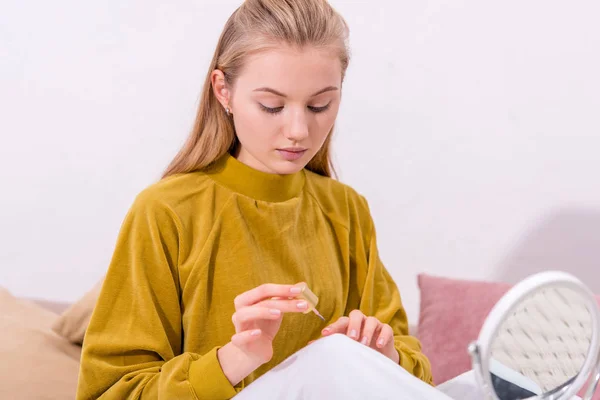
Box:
[0,287,82,400]
[52,279,103,345]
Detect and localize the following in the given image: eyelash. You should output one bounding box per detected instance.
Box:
[259,103,331,115]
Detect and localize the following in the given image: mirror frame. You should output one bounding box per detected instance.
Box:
[468,271,600,400]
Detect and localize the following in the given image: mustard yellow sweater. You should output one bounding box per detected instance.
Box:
[77,154,432,399]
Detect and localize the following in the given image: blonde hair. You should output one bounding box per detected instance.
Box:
[162,0,350,179]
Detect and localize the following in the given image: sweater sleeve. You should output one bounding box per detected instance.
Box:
[76,191,238,400]
[355,196,434,385]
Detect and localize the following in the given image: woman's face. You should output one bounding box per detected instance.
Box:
[214,45,342,175]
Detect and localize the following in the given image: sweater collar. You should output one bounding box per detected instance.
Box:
[206,153,305,202]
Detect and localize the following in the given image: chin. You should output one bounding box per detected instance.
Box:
[271,160,307,175]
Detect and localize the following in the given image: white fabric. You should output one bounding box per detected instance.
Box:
[436,371,485,400]
[232,334,585,399]
[233,334,453,400]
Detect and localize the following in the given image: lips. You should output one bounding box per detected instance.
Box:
[277,148,307,161]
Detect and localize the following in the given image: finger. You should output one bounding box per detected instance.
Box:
[271,282,307,302]
[376,324,394,349]
[360,316,381,346]
[234,283,304,309]
[346,309,365,340]
[321,316,349,336]
[231,329,262,346]
[257,298,309,313]
[232,306,282,329]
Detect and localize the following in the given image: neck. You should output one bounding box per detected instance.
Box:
[205,153,305,202]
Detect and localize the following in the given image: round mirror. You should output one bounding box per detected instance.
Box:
[488,287,592,399]
[469,271,600,400]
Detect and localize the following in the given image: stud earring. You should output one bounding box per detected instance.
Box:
[225,107,231,116]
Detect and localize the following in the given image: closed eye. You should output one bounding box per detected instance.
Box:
[259,104,284,114]
[308,103,331,113]
[259,102,332,115]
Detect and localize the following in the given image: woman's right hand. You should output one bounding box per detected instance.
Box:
[217,283,308,385]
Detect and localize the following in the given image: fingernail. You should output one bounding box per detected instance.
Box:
[250,329,261,336]
[290,287,302,294]
[350,329,358,338]
[269,309,281,315]
[377,338,385,347]
[297,301,308,309]
[322,328,330,334]
[361,336,368,345]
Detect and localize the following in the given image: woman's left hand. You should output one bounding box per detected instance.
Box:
[319,310,399,363]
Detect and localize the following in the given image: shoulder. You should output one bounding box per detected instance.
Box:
[303,170,373,232]
[129,171,220,222]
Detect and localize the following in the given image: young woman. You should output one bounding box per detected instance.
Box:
[77,0,435,398]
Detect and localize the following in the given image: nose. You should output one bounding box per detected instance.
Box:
[284,108,309,142]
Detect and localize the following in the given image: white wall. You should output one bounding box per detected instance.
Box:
[2,0,599,323]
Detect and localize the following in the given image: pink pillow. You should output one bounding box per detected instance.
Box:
[417,274,512,385]
[418,273,600,400]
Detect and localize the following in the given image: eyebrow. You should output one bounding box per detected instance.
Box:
[252,86,339,98]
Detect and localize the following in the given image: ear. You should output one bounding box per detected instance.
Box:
[211,69,231,113]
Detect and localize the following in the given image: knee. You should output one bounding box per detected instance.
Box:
[320,333,356,347]
[309,333,362,358]
[297,335,373,384]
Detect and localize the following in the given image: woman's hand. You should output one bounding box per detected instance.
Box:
[218,283,308,385]
[320,310,400,363]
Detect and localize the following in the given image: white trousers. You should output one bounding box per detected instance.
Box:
[233,334,456,400]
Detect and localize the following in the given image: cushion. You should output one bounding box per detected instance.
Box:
[417,273,512,385]
[0,287,81,400]
[33,299,72,315]
[52,279,103,344]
